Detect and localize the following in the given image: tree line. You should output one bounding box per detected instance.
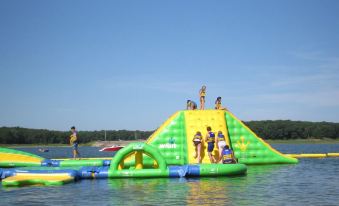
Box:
[244,120,339,140]
[0,120,338,144]
[0,127,153,144]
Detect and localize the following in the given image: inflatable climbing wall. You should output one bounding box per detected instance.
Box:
[146,110,298,165]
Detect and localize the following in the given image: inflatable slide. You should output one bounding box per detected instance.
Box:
[145,110,298,165]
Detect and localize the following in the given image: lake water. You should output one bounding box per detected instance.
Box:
[1,144,339,206]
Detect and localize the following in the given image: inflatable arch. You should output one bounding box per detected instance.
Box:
[108,143,169,178]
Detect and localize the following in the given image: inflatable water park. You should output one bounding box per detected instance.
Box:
[0,110,298,187]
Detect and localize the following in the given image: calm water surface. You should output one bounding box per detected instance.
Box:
[1,144,338,206]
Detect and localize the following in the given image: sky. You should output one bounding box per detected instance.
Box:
[0,0,339,131]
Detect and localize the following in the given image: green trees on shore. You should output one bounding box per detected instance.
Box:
[0,127,152,144]
[244,120,339,140]
[0,120,338,144]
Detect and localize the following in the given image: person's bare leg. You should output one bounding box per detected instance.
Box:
[194,146,197,159]
[197,144,201,163]
[218,149,222,163]
[212,155,216,163]
[200,97,205,110]
[208,152,215,163]
[76,149,80,159]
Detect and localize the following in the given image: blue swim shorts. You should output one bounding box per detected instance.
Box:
[73,142,78,150]
[207,142,214,152]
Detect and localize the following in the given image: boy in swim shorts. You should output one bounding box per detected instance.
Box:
[70,126,81,159]
[205,126,216,163]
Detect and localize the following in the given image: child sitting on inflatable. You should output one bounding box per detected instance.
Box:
[215,97,227,110]
[221,145,237,164]
[187,100,197,110]
[192,131,202,163]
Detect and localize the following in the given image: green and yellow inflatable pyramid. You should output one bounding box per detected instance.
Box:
[146,110,297,165]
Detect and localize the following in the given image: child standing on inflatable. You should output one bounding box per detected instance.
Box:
[187,100,197,110]
[221,145,237,164]
[192,131,203,163]
[199,85,206,110]
[70,126,81,159]
[205,126,217,163]
[216,131,227,162]
[215,97,227,110]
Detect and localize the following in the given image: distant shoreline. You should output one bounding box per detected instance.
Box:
[1,138,339,148]
[0,140,146,148]
[266,138,339,144]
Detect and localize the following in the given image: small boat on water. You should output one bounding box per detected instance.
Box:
[99,145,124,152]
[38,148,49,153]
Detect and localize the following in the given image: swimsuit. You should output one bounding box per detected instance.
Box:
[193,134,202,146]
[200,90,206,100]
[217,134,226,149]
[215,101,221,109]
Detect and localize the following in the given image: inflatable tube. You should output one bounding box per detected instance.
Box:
[1,169,78,187]
[287,154,326,158]
[327,153,339,157]
[41,159,111,167]
[59,159,105,167]
[168,164,247,177]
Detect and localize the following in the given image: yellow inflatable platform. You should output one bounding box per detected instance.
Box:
[2,172,76,187]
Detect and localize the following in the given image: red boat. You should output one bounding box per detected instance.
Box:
[99,145,124,152]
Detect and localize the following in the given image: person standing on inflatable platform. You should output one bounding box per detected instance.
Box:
[70,126,81,159]
[199,85,206,110]
[205,126,216,163]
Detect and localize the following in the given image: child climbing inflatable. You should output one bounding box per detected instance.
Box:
[205,126,217,163]
[221,145,237,164]
[192,131,203,163]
